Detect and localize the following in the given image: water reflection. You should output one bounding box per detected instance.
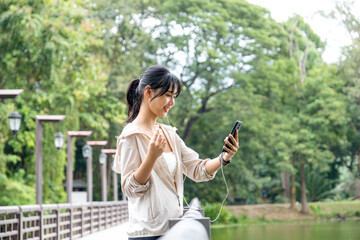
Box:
[211,220,360,240]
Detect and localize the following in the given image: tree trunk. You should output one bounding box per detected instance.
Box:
[281,171,290,201]
[299,161,309,214]
[358,148,360,178]
[181,115,200,141]
[290,173,296,210]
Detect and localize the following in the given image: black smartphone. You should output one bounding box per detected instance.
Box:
[222,120,242,152]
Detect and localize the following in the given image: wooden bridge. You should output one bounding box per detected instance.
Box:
[0,199,211,240]
[0,201,128,240]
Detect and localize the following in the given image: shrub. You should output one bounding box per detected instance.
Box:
[355,210,360,217]
[310,205,321,218]
[229,214,239,223]
[204,203,230,224]
[240,213,249,221]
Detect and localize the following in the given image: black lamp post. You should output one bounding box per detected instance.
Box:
[8,111,22,135]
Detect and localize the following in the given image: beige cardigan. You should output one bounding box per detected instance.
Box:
[112,122,217,237]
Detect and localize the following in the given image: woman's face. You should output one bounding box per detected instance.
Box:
[147,85,177,118]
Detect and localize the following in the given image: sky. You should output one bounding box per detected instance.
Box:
[247,0,360,64]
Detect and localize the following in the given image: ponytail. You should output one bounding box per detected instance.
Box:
[125,78,142,123]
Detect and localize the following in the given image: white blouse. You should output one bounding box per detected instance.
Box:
[162,152,177,180]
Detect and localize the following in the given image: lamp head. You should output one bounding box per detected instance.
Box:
[99,152,107,164]
[82,144,92,158]
[54,132,64,150]
[8,111,22,134]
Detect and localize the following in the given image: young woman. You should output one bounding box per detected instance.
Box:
[113,66,239,240]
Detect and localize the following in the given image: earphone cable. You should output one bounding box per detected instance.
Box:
[210,163,229,223]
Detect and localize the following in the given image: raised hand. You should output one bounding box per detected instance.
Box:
[147,129,166,161]
[223,129,239,161]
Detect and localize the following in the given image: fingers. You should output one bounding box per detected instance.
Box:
[229,130,239,144]
[223,132,239,160]
[153,130,161,143]
[152,129,163,141]
[223,145,236,155]
[155,130,163,144]
[148,129,167,160]
[224,137,238,151]
[229,133,239,147]
[152,129,159,141]
[154,129,166,149]
[151,130,160,146]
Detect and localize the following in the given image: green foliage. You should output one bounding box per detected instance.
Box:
[0,173,35,205]
[309,201,360,219]
[326,1,360,180]
[229,214,239,224]
[310,204,321,218]
[0,0,358,208]
[258,214,269,222]
[296,165,337,202]
[355,210,360,217]
[0,0,126,205]
[330,166,360,200]
[204,203,230,224]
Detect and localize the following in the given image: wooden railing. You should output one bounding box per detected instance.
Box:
[0,201,128,240]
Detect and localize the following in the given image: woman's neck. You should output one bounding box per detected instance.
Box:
[133,104,158,132]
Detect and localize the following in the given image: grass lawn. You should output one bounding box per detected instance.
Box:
[309,201,360,218]
[217,200,360,225]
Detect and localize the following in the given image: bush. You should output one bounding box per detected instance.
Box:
[355,210,360,217]
[204,203,230,224]
[310,205,321,218]
[258,214,268,222]
[229,214,239,223]
[240,213,249,221]
[0,173,35,206]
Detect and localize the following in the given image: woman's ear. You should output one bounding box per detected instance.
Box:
[144,85,153,100]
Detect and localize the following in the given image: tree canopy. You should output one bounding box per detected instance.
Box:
[0,0,359,207]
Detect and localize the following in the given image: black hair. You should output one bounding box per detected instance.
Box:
[125,66,182,123]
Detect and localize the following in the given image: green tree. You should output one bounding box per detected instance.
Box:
[140,0,288,203]
[332,1,360,178]
[90,0,158,197]
[0,0,127,204]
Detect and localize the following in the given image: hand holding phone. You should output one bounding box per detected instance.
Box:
[222,120,242,152]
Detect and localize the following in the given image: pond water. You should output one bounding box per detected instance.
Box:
[211,220,360,240]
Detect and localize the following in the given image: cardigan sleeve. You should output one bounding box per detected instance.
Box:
[113,135,150,198]
[175,133,217,182]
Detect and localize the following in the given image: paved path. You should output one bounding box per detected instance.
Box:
[79,222,129,240]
